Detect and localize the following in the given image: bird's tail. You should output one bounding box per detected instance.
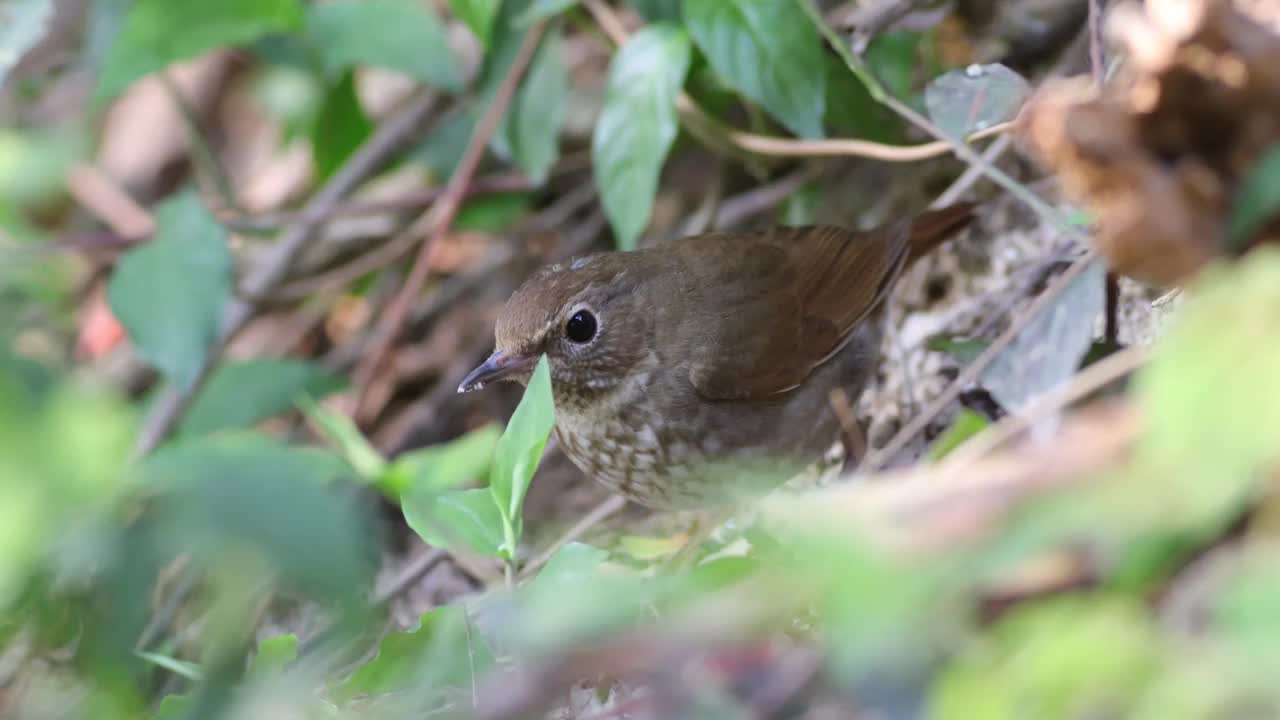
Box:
[906,202,977,262]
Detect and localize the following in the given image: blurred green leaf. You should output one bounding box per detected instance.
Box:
[930,596,1160,720]
[311,71,372,182]
[1227,143,1280,251]
[153,693,192,719]
[684,0,825,138]
[251,64,324,141]
[927,409,989,460]
[489,354,555,540]
[413,104,479,180]
[454,192,533,232]
[449,0,500,46]
[516,0,579,25]
[144,432,376,605]
[385,423,501,496]
[137,651,202,680]
[97,0,302,102]
[0,126,86,207]
[0,0,54,89]
[107,192,232,390]
[404,487,505,557]
[336,606,494,700]
[591,24,691,249]
[306,0,461,91]
[865,30,921,101]
[249,633,297,678]
[179,359,344,438]
[299,396,387,482]
[491,25,568,183]
[1137,248,1280,523]
[927,335,989,365]
[824,52,900,142]
[925,63,1030,140]
[780,183,820,226]
[627,0,681,22]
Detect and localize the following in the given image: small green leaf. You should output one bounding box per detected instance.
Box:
[449,0,500,46]
[0,0,55,90]
[925,63,1030,140]
[927,409,990,460]
[299,397,386,482]
[306,0,461,91]
[107,192,232,390]
[591,24,691,249]
[491,25,568,183]
[97,0,302,102]
[386,424,501,496]
[927,336,990,366]
[404,487,506,556]
[454,192,533,232]
[249,633,297,678]
[179,359,344,438]
[311,71,372,182]
[489,355,555,533]
[136,651,203,680]
[336,606,494,700]
[1227,144,1280,251]
[684,0,825,138]
[516,0,579,25]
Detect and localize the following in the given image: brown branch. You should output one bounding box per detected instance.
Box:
[351,22,549,418]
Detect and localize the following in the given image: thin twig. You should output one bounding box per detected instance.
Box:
[521,495,627,580]
[133,91,440,456]
[352,23,549,418]
[863,252,1102,471]
[159,72,242,215]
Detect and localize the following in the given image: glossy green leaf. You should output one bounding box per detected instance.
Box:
[404,487,505,557]
[299,397,386,482]
[0,0,54,90]
[178,359,344,438]
[516,0,579,25]
[591,24,691,249]
[684,0,825,138]
[925,63,1030,140]
[97,0,302,102]
[336,606,494,700]
[311,70,372,182]
[107,192,232,390]
[491,25,568,183]
[449,0,500,46]
[385,424,501,496]
[306,0,461,91]
[489,354,555,533]
[1227,144,1280,251]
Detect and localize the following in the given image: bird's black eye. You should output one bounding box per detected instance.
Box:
[565,309,597,344]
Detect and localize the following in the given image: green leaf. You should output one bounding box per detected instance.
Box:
[306,0,461,91]
[385,424,501,496]
[865,30,921,101]
[627,0,681,22]
[516,0,579,25]
[489,355,555,535]
[179,359,344,438]
[311,70,372,182]
[404,487,506,556]
[591,24,691,250]
[927,336,990,366]
[490,25,568,183]
[824,52,899,142]
[299,397,386,482]
[137,650,203,680]
[249,633,297,678]
[107,192,232,390]
[1227,143,1280,251]
[336,606,494,700]
[684,0,825,138]
[97,0,302,102]
[449,0,500,46]
[0,0,54,90]
[927,409,989,460]
[925,63,1030,140]
[454,192,533,232]
[143,432,377,605]
[413,104,479,180]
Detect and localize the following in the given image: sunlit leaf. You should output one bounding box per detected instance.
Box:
[179,359,344,438]
[306,0,461,91]
[925,63,1030,140]
[97,0,302,102]
[591,24,691,249]
[299,397,386,482]
[107,191,232,390]
[684,0,825,138]
[489,355,555,536]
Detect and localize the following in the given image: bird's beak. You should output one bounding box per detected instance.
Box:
[457,351,536,393]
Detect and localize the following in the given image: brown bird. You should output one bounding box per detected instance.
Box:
[458,204,975,509]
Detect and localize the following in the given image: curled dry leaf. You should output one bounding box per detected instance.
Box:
[1016,0,1280,286]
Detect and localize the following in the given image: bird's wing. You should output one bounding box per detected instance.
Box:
[677,223,911,401]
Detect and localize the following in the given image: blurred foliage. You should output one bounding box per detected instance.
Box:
[3,0,1280,718]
